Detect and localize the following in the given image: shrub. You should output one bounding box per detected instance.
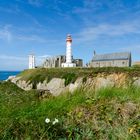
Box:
[62,73,77,86]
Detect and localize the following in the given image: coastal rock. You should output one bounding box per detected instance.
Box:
[112,73,128,87]
[8,73,134,95]
[46,78,65,96]
[69,77,83,92]
[6,75,16,81]
[10,77,32,90]
[69,83,76,93]
[84,73,128,90]
[84,78,95,90]
[133,77,140,87]
[16,80,33,90]
[37,80,48,90]
[10,76,21,84]
[95,77,114,90]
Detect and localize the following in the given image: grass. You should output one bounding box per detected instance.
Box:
[95,86,140,101]
[0,81,140,139]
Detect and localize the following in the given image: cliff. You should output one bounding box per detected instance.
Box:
[8,67,140,96]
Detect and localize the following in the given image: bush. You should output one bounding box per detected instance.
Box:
[62,73,77,86]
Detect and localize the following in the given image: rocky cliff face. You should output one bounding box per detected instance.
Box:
[8,73,140,96]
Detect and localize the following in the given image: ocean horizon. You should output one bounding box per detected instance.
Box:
[0,71,21,81]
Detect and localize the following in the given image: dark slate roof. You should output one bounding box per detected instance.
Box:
[92,52,131,61]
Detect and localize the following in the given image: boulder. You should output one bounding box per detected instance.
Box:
[95,77,115,90]
[37,80,48,90]
[46,78,65,96]
[16,80,33,90]
[10,76,33,90]
[84,73,128,90]
[69,77,83,92]
[133,77,140,87]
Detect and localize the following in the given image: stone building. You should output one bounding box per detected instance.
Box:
[43,55,66,68]
[73,59,83,67]
[90,52,131,67]
[43,55,83,68]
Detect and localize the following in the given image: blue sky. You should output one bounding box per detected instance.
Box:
[0,0,140,70]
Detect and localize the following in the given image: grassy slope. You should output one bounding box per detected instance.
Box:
[18,67,140,85]
[0,81,140,140]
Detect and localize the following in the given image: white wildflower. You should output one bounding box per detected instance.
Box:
[45,118,50,123]
[52,118,59,125]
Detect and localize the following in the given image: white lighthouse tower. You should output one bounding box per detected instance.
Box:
[62,34,76,67]
[29,54,35,69]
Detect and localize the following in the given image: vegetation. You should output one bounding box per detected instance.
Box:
[62,73,76,86]
[0,81,140,139]
[18,67,140,84]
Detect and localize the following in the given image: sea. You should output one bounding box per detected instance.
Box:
[0,71,21,81]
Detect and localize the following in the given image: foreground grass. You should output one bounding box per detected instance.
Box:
[0,82,140,139]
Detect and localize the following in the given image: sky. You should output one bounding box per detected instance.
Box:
[0,0,140,70]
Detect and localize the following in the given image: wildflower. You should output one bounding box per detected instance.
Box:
[52,118,59,125]
[45,118,50,123]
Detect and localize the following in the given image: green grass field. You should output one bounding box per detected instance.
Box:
[0,81,140,140]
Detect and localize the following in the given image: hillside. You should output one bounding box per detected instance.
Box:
[2,67,140,139]
[0,81,140,139]
[7,67,140,97]
[17,67,140,84]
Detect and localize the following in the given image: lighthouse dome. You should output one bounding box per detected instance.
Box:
[66,34,72,42]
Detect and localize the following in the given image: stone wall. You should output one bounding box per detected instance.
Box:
[90,60,129,67]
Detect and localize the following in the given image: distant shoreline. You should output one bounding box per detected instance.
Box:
[0,70,21,72]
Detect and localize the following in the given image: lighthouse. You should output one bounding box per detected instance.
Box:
[62,34,76,67]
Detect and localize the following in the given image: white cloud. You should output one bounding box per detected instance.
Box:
[0,25,12,42]
[38,55,51,58]
[0,24,59,44]
[28,0,42,7]
[0,5,20,14]
[0,55,27,61]
[119,45,140,52]
[16,35,47,43]
[0,55,28,70]
[75,20,140,42]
